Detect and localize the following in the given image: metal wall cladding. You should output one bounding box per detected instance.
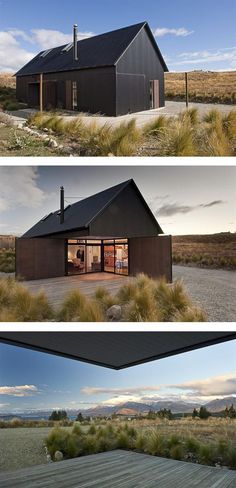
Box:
[16,238,66,280]
[116,27,165,115]
[129,236,172,282]
[89,184,162,238]
[16,67,116,115]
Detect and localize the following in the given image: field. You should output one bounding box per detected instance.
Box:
[172,233,236,270]
[165,71,236,104]
[1,418,236,472]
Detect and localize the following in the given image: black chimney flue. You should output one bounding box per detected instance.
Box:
[60,186,64,224]
[73,24,78,61]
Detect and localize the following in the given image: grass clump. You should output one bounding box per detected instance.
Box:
[57,290,105,322]
[0,277,53,321]
[0,248,15,273]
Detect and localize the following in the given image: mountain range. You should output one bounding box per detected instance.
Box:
[1,397,236,420]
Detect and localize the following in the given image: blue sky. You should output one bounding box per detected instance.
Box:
[0,0,235,72]
[0,166,235,236]
[0,339,235,413]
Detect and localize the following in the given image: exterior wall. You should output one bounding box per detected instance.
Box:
[16,238,66,280]
[116,26,165,115]
[129,236,172,282]
[16,67,116,116]
[89,184,161,238]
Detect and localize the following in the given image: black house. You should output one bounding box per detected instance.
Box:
[16,179,172,281]
[15,22,168,116]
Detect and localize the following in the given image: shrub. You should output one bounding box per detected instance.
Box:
[94,286,117,311]
[117,431,130,449]
[147,431,167,457]
[46,427,71,458]
[186,437,200,453]
[57,290,104,322]
[88,423,96,435]
[170,444,184,460]
[135,432,147,451]
[199,444,215,465]
[0,278,53,322]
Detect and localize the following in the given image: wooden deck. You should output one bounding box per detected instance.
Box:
[23,273,130,307]
[1,450,236,487]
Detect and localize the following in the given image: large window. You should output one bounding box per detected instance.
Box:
[104,240,128,275]
[67,244,85,275]
[67,239,128,275]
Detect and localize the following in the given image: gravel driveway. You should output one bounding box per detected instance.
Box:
[173,265,236,322]
[0,428,49,472]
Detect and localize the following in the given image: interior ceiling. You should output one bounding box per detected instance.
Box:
[0,332,235,370]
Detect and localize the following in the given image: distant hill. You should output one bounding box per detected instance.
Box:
[165,70,236,104]
[2,397,236,419]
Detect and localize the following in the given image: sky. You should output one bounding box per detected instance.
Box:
[0,165,235,236]
[0,0,236,72]
[0,339,235,413]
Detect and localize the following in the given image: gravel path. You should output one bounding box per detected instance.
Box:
[0,428,50,472]
[173,265,236,322]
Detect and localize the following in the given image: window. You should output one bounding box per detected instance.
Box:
[40,49,53,58]
[72,81,78,110]
[61,43,73,53]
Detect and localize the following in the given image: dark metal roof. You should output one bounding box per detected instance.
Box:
[22,179,163,238]
[15,22,168,76]
[0,332,235,370]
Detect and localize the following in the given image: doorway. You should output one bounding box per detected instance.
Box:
[150,80,160,109]
[67,239,128,276]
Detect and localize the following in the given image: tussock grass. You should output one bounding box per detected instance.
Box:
[45,418,236,469]
[57,289,104,322]
[0,274,206,322]
[29,107,236,157]
[0,277,53,321]
[29,114,142,156]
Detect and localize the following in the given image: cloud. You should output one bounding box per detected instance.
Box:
[153,27,194,38]
[0,31,35,72]
[81,386,161,396]
[156,199,226,217]
[0,385,38,397]
[0,28,94,72]
[169,373,236,397]
[31,29,94,50]
[172,46,236,67]
[0,167,45,212]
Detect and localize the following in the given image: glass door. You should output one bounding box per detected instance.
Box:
[67,244,85,275]
[104,245,115,273]
[115,244,129,275]
[86,245,101,273]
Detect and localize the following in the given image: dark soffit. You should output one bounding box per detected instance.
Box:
[0,332,235,370]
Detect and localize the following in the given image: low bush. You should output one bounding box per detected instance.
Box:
[0,277,53,321]
[45,421,236,470]
[0,248,15,273]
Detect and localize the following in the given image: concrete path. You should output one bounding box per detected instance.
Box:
[1,450,236,488]
[8,101,235,129]
[173,265,236,322]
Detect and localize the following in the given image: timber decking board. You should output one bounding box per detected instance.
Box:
[22,273,131,307]
[0,450,236,488]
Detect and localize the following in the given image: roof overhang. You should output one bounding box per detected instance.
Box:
[0,332,235,370]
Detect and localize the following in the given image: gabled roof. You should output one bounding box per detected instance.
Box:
[15,21,168,76]
[22,179,163,238]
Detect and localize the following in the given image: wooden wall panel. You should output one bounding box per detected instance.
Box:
[129,236,172,282]
[16,238,66,280]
